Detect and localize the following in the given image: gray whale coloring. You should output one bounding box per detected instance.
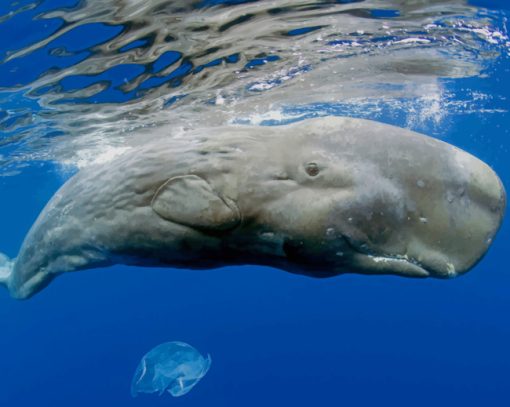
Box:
[0,117,506,299]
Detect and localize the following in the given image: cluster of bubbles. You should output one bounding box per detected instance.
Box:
[0,0,508,173]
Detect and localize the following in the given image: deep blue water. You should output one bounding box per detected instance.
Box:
[0,1,509,406]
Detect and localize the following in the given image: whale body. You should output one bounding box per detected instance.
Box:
[0,117,506,299]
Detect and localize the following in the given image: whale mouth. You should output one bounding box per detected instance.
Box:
[343,237,453,279]
[349,252,432,278]
[281,235,456,279]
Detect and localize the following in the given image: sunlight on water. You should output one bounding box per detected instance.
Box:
[0,0,508,172]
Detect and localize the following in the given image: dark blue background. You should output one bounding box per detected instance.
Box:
[0,1,509,406]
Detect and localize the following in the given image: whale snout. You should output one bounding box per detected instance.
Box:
[394,148,506,279]
[334,129,506,279]
[420,153,506,277]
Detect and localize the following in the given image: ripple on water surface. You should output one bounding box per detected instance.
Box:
[0,0,508,172]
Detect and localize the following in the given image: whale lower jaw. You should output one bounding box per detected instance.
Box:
[349,252,429,278]
[349,251,462,279]
[340,234,461,279]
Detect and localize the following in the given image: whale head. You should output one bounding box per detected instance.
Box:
[237,117,506,279]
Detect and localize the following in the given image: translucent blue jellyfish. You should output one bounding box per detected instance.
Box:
[131,341,211,398]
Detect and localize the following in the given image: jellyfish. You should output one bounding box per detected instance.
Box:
[131,341,211,398]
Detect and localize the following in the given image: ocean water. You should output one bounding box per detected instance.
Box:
[0,0,509,406]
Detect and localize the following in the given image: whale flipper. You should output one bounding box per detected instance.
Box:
[0,252,14,292]
[151,175,240,231]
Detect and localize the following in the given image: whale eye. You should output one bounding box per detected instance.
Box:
[305,162,320,177]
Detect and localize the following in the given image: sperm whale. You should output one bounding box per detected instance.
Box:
[0,117,506,299]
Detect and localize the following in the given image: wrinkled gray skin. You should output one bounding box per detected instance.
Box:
[0,117,506,299]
